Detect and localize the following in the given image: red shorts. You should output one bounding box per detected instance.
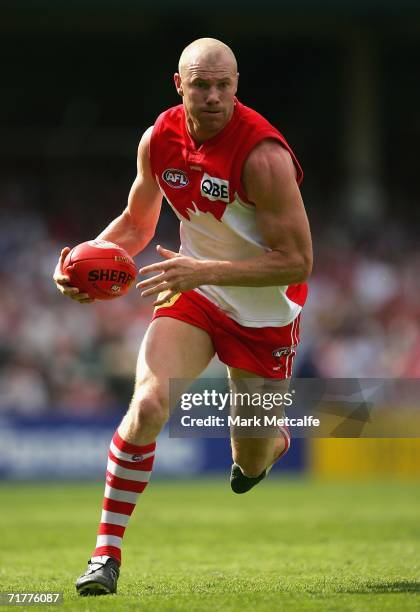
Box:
[152,290,300,379]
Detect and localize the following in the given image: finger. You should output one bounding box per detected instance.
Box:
[71,293,94,302]
[54,274,71,285]
[59,247,71,271]
[139,260,173,275]
[156,244,179,259]
[57,280,79,292]
[53,247,71,284]
[61,287,80,296]
[60,246,70,260]
[140,282,170,298]
[153,289,177,307]
[136,272,167,289]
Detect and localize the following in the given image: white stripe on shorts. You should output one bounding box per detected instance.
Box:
[286,318,296,378]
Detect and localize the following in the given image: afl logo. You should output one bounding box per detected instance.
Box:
[162,168,189,189]
[272,346,296,358]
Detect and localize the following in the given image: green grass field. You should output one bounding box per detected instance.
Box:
[1,479,419,611]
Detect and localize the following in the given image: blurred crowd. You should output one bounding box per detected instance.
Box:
[0,176,419,415]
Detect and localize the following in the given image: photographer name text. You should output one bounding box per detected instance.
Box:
[180,415,320,427]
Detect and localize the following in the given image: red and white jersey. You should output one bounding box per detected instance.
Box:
[149,99,308,327]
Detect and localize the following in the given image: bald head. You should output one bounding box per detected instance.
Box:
[178,38,237,78]
[174,38,239,143]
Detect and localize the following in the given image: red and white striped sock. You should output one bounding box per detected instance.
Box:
[92,429,156,565]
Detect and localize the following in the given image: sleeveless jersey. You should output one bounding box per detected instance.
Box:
[149,99,308,327]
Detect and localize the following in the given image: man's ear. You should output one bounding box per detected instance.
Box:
[235,72,240,95]
[174,73,183,96]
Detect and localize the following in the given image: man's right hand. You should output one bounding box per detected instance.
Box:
[53,247,95,304]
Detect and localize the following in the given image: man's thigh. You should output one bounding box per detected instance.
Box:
[135,316,215,406]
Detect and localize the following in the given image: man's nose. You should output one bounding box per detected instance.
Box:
[206,86,220,104]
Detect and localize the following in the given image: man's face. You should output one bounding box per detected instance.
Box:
[174,62,238,141]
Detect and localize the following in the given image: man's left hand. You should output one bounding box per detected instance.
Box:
[137,245,211,306]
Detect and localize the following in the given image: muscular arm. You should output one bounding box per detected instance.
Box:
[139,140,312,304]
[96,127,162,256]
[54,126,162,301]
[204,139,313,286]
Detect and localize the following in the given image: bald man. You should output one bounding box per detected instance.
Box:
[54,38,312,596]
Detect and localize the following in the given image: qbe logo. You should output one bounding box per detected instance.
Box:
[200,173,230,203]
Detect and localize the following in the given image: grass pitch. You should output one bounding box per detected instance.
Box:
[1,478,419,611]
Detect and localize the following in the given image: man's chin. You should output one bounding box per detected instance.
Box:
[200,112,226,128]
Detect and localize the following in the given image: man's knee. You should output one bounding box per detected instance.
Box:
[128,387,169,432]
